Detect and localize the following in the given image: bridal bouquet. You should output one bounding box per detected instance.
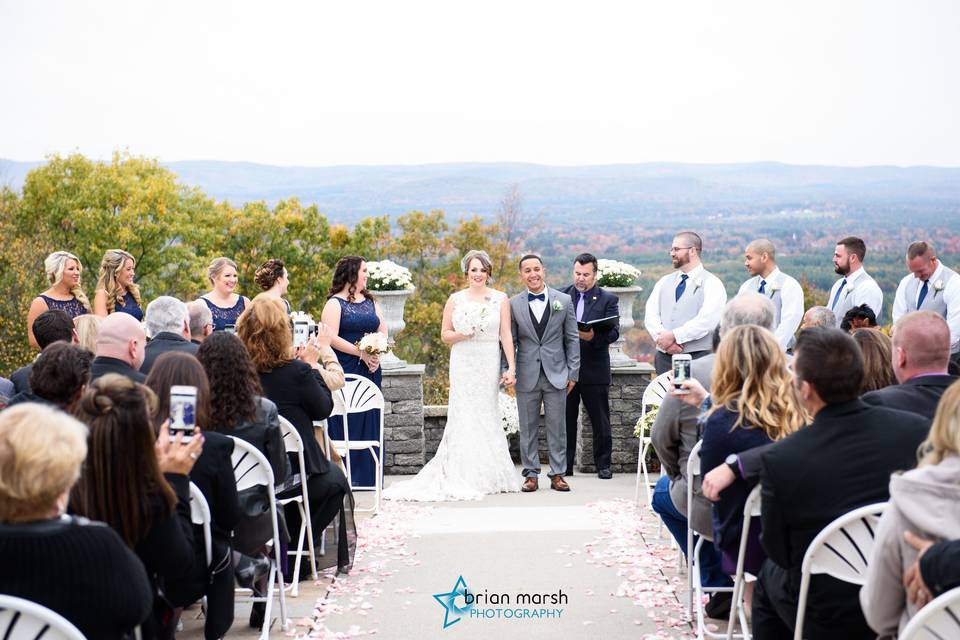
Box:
[498,391,520,436]
[366,260,414,291]
[452,304,489,336]
[597,259,642,288]
[357,332,390,354]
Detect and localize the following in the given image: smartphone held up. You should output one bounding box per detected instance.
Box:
[169,385,198,441]
[671,354,692,395]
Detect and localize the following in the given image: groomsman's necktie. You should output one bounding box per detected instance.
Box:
[528,292,545,302]
[675,274,688,302]
[758,279,767,295]
[918,280,930,308]
[830,278,847,310]
[576,292,585,321]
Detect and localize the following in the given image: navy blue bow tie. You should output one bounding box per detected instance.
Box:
[528,292,545,302]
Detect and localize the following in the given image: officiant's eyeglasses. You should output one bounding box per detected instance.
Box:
[670,246,695,253]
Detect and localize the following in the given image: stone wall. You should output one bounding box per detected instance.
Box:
[381,364,425,475]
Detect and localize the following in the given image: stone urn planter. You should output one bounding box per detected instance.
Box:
[605,285,643,367]
[371,287,415,370]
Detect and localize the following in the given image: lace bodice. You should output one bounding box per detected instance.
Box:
[202,296,246,331]
[450,290,504,343]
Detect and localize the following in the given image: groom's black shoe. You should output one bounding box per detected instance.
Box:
[550,475,570,492]
[521,477,539,492]
[598,468,613,480]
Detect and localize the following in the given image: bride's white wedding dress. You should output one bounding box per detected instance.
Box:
[383,289,519,501]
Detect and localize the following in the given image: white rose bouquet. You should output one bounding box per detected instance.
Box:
[634,406,659,438]
[366,260,414,291]
[452,304,489,336]
[357,332,390,355]
[596,259,642,288]
[499,391,520,436]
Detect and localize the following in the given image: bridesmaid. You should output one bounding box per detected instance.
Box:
[321,256,387,488]
[93,249,143,321]
[200,257,250,332]
[26,251,92,349]
[254,258,292,314]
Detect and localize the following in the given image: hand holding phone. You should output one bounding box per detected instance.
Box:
[671,354,692,395]
[169,385,198,441]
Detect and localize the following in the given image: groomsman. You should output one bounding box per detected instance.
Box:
[738,239,804,351]
[644,231,727,374]
[828,236,883,325]
[893,241,960,358]
[562,253,619,479]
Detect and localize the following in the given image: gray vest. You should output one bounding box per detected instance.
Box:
[747,274,796,350]
[832,272,880,324]
[658,272,714,353]
[903,266,956,317]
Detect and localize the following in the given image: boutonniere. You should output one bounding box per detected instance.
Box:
[933,279,945,298]
[693,277,704,294]
[768,281,781,298]
[844,282,855,297]
[551,300,563,311]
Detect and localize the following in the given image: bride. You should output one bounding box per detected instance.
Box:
[383,250,520,501]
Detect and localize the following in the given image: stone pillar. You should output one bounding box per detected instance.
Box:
[573,361,655,474]
[381,364,426,475]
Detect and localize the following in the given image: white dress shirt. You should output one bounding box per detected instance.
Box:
[738,267,804,351]
[893,261,960,352]
[644,263,727,347]
[828,266,884,322]
[527,288,548,323]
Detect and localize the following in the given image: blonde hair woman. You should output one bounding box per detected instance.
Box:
[26,251,92,348]
[861,379,960,636]
[698,325,807,603]
[93,249,142,320]
[73,313,103,353]
[199,256,249,332]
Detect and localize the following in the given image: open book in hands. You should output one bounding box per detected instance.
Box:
[577,314,619,333]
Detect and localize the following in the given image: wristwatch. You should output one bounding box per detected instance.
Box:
[725,454,740,479]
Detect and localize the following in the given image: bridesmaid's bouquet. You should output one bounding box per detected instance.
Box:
[452,304,489,336]
[357,332,390,354]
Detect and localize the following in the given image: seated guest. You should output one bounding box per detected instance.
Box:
[90,312,147,383]
[0,377,12,407]
[903,535,960,607]
[863,311,957,420]
[237,295,356,579]
[74,313,103,353]
[852,328,896,393]
[26,251,91,348]
[145,352,244,640]
[799,305,836,331]
[6,343,92,411]
[188,299,214,344]
[753,328,930,639]
[10,309,77,394]
[697,325,806,609]
[0,404,152,639]
[840,303,878,332]
[93,249,143,321]
[141,296,198,374]
[200,257,250,332]
[70,374,201,640]
[651,293,777,617]
[861,379,960,636]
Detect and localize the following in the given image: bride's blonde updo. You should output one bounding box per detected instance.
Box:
[460,250,493,280]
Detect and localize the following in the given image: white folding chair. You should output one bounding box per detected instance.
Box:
[793,502,887,640]
[687,440,737,638]
[726,484,762,640]
[899,585,960,640]
[229,436,289,640]
[0,594,85,640]
[277,416,318,597]
[326,374,384,513]
[635,370,673,507]
[188,482,213,568]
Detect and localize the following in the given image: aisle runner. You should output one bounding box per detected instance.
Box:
[300,499,694,639]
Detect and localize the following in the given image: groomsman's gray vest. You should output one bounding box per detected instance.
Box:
[657,272,714,353]
[903,266,957,318]
[746,274,795,350]
[832,271,880,323]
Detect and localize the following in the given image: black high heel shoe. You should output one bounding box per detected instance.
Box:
[235,554,271,593]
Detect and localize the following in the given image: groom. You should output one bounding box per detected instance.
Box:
[509,254,581,492]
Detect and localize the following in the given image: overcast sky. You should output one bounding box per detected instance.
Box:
[1,0,958,167]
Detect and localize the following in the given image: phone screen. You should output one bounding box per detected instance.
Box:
[223,324,236,334]
[672,356,692,394]
[293,320,310,347]
[169,385,197,440]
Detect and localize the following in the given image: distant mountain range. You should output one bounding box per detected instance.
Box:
[2,158,958,224]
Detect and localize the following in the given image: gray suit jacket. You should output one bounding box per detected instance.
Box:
[510,288,581,393]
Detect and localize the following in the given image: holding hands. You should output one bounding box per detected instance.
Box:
[500,369,516,387]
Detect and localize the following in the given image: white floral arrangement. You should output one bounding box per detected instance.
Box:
[452,304,489,336]
[596,259,642,288]
[357,332,390,354]
[499,391,520,436]
[634,406,659,439]
[366,260,414,291]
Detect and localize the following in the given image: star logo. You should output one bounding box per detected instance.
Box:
[432,575,474,629]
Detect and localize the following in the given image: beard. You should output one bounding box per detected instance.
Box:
[834,262,849,276]
[672,255,687,269]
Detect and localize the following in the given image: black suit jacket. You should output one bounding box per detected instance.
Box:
[560,284,619,385]
[188,431,241,542]
[89,356,146,383]
[10,364,32,394]
[760,400,930,632]
[141,332,200,375]
[861,374,957,420]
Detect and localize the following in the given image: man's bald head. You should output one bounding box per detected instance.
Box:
[801,306,836,330]
[891,311,950,382]
[746,239,776,261]
[96,313,146,369]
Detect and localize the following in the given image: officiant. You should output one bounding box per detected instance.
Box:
[562,253,620,479]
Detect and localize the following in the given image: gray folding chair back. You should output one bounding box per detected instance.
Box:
[635,370,673,506]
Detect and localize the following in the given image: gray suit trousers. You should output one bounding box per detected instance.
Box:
[517,370,567,478]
